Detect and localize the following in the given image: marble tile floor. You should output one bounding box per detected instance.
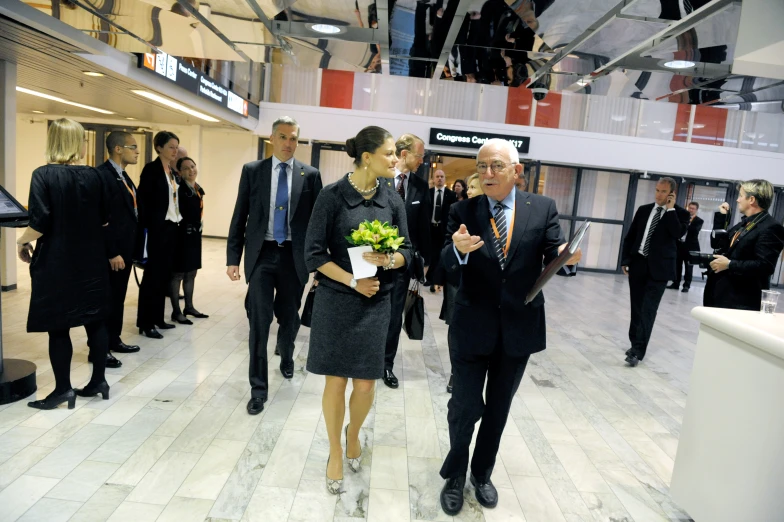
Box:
[0,238,703,521]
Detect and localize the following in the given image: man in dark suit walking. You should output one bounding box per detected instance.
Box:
[438,139,580,516]
[621,177,689,367]
[427,169,457,290]
[381,134,432,389]
[669,201,703,292]
[227,116,323,415]
[94,131,142,368]
[705,179,784,311]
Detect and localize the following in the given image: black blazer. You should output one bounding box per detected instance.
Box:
[709,212,784,310]
[681,215,704,250]
[227,157,322,285]
[429,187,457,225]
[621,203,688,281]
[385,173,433,267]
[137,157,176,233]
[96,160,138,262]
[441,190,564,358]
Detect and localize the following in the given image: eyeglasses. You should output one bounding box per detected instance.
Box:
[122,145,138,150]
[407,152,425,159]
[476,161,514,173]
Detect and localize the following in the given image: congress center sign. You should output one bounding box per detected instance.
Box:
[429,128,530,154]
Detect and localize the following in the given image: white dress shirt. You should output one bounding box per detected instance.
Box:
[638,203,674,255]
[164,169,181,224]
[265,155,294,241]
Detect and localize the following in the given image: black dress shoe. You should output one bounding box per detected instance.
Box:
[440,476,465,516]
[184,308,209,319]
[666,283,679,290]
[247,398,265,415]
[681,287,690,292]
[171,313,193,325]
[139,327,163,339]
[113,342,140,353]
[382,369,399,389]
[280,362,294,379]
[75,380,110,400]
[470,474,498,508]
[88,352,122,368]
[446,373,453,394]
[625,348,633,356]
[155,322,176,330]
[625,354,640,367]
[28,389,76,410]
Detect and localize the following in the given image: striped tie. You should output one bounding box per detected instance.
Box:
[642,207,663,257]
[493,202,507,268]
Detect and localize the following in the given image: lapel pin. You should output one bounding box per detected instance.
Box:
[526,201,531,205]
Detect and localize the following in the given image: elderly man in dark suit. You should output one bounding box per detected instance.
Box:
[438,138,580,516]
[227,116,322,415]
[382,133,432,389]
[94,131,142,369]
[621,177,689,367]
[669,201,704,292]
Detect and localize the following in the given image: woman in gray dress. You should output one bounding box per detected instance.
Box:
[305,126,412,494]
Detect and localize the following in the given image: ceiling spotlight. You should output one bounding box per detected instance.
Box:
[131,90,219,122]
[16,86,114,114]
[538,102,550,107]
[31,110,44,114]
[83,71,105,77]
[664,60,695,69]
[125,117,137,120]
[310,24,341,34]
[576,79,589,87]
[692,123,706,129]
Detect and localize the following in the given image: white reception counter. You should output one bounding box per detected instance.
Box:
[671,306,784,522]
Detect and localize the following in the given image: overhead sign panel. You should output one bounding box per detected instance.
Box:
[137,52,253,118]
[429,128,530,153]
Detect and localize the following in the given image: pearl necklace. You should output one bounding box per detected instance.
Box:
[348,172,379,196]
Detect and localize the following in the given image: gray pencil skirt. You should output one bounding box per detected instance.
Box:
[306,283,391,380]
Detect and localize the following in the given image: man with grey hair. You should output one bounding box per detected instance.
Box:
[621,177,689,367]
[704,179,784,310]
[439,138,581,515]
[227,116,323,415]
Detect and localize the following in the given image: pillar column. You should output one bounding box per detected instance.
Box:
[0,61,17,291]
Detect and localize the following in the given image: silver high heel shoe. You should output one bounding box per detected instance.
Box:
[345,424,362,473]
[326,456,342,495]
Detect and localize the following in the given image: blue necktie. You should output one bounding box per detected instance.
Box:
[273,163,288,244]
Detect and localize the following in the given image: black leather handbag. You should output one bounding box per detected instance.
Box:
[300,284,316,328]
[403,280,425,340]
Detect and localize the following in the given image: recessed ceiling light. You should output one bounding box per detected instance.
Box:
[518,105,530,110]
[362,87,371,94]
[311,24,341,34]
[576,79,589,87]
[538,102,550,107]
[131,90,219,122]
[125,117,137,120]
[692,123,705,129]
[83,71,105,77]
[664,60,695,69]
[611,115,627,122]
[31,110,44,114]
[16,86,114,114]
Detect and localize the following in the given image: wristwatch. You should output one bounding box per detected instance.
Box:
[349,278,358,289]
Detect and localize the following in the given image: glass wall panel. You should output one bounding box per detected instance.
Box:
[558,93,586,131]
[577,170,629,220]
[427,80,481,120]
[584,96,639,136]
[319,149,355,187]
[636,100,678,141]
[580,223,624,270]
[633,178,657,210]
[352,72,373,111]
[539,165,577,215]
[741,112,784,153]
[372,75,427,115]
[560,219,573,241]
[690,185,728,252]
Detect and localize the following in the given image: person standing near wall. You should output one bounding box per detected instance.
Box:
[227,116,323,416]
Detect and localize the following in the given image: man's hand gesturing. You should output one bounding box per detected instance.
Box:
[453,224,484,255]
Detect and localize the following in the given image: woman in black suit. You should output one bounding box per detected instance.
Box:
[169,157,209,324]
[136,131,181,338]
[18,118,112,409]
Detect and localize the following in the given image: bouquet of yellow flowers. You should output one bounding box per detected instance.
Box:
[346,219,405,253]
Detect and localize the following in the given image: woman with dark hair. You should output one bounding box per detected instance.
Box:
[452,179,467,201]
[18,118,112,409]
[169,157,208,324]
[136,130,181,338]
[305,126,412,494]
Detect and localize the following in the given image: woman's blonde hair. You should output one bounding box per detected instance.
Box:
[46,118,85,164]
[466,173,483,195]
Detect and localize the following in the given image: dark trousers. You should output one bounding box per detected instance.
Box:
[137,221,177,329]
[384,268,411,371]
[440,336,530,481]
[50,320,108,393]
[628,254,667,360]
[674,242,694,288]
[246,242,304,400]
[427,223,444,284]
[107,263,132,350]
